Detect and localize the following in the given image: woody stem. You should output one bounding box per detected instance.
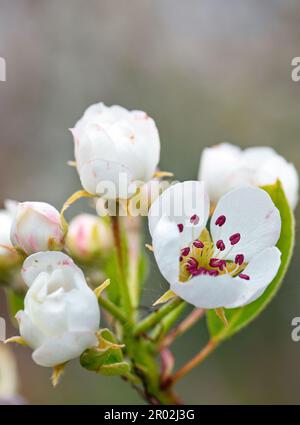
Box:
[164,339,218,388]
[159,308,205,350]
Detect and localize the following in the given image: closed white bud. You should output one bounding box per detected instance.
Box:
[71,102,161,199]
[16,252,100,367]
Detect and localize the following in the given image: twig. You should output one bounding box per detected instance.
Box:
[159,308,205,350]
[163,339,217,388]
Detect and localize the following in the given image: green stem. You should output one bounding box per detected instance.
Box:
[98,296,128,325]
[134,298,184,336]
[150,301,187,342]
[111,214,133,318]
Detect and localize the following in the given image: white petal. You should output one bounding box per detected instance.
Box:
[152,216,181,285]
[253,155,299,210]
[16,310,46,350]
[78,158,136,198]
[236,247,281,305]
[149,181,210,247]
[0,210,14,255]
[171,247,281,309]
[211,187,281,261]
[21,252,84,288]
[242,147,277,170]
[24,273,70,337]
[65,282,100,333]
[32,331,98,367]
[198,143,247,203]
[74,125,117,169]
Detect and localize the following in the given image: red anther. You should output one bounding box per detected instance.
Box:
[192,267,207,276]
[177,223,184,233]
[229,233,241,245]
[235,254,244,265]
[190,214,200,225]
[215,215,226,227]
[217,260,227,271]
[181,247,190,257]
[239,273,250,281]
[187,257,198,268]
[186,257,198,273]
[193,240,204,249]
[209,258,220,268]
[216,240,225,251]
[208,269,219,276]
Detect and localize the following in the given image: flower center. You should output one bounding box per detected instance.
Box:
[179,215,250,282]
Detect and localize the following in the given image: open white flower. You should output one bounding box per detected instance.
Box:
[198,143,299,209]
[149,181,282,309]
[11,202,65,255]
[70,102,161,199]
[16,252,100,367]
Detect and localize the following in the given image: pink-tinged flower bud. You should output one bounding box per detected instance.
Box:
[66,214,113,260]
[0,201,21,268]
[10,202,65,255]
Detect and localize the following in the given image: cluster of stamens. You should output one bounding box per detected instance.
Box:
[178,214,250,282]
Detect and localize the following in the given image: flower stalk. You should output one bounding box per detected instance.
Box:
[97,295,128,325]
[111,213,134,320]
[133,298,185,336]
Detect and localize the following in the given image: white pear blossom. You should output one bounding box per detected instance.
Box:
[10,202,65,255]
[16,252,100,367]
[198,143,299,209]
[66,213,113,260]
[0,201,19,267]
[70,102,160,199]
[149,181,282,309]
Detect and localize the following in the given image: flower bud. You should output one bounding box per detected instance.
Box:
[16,252,100,367]
[198,143,299,209]
[0,201,20,268]
[66,214,113,260]
[70,102,161,199]
[10,202,65,255]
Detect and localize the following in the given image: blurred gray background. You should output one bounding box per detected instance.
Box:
[0,0,300,404]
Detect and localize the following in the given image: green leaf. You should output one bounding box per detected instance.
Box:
[207,181,295,342]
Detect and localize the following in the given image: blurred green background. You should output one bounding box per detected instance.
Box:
[1,0,300,404]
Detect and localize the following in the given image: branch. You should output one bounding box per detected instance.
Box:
[159,308,205,350]
[163,339,217,388]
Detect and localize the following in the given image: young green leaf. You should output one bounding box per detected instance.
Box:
[206,181,295,342]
